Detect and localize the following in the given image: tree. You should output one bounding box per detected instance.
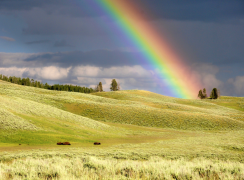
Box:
[198,90,204,99]
[210,88,219,99]
[110,79,118,91]
[98,82,103,92]
[202,88,207,99]
[31,79,35,86]
[94,82,103,92]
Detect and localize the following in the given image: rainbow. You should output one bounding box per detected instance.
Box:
[92,0,201,99]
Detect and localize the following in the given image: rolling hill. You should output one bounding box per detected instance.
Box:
[0,80,244,146]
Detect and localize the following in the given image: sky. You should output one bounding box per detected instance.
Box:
[0,0,244,98]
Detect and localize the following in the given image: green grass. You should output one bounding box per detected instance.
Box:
[1,80,244,179]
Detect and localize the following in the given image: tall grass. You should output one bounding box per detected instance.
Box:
[0,155,244,179]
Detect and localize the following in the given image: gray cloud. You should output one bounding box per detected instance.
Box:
[151,19,244,66]
[54,40,72,47]
[141,0,244,22]
[0,0,69,11]
[20,8,108,36]
[1,0,243,22]
[23,50,143,68]
[25,40,50,44]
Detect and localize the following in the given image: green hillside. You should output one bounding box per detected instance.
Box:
[1,80,244,179]
[0,80,244,147]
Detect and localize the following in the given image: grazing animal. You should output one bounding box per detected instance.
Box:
[63,142,71,145]
[94,142,101,145]
[57,142,71,145]
[19,144,21,145]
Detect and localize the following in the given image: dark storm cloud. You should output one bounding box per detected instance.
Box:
[20,7,108,36]
[25,40,50,45]
[0,0,68,11]
[0,0,102,18]
[24,50,142,68]
[1,0,243,22]
[140,0,244,22]
[54,40,72,47]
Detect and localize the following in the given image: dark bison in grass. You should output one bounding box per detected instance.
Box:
[94,142,101,145]
[57,142,71,145]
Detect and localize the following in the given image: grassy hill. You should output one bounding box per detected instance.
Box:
[0,79,244,146]
[1,80,244,179]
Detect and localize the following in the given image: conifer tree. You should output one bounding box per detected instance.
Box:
[210,88,219,99]
[198,90,204,99]
[98,82,103,92]
[110,79,118,91]
[202,88,207,99]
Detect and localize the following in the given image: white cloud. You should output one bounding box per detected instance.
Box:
[0,66,71,80]
[0,67,26,77]
[72,65,151,78]
[24,66,72,80]
[0,36,15,41]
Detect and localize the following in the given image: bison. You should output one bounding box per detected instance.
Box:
[63,142,71,145]
[94,142,101,145]
[57,142,71,145]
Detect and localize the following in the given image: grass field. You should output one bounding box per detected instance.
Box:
[0,80,244,179]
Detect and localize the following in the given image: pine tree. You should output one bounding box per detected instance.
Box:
[198,90,204,99]
[210,88,219,99]
[202,88,207,99]
[110,79,118,91]
[98,82,103,92]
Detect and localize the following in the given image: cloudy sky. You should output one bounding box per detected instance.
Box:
[0,0,244,98]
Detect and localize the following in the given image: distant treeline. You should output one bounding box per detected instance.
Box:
[0,74,94,93]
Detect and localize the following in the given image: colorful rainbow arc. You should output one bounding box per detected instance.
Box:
[94,0,200,99]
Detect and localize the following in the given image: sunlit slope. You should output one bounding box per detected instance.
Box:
[1,80,244,131]
[0,81,116,145]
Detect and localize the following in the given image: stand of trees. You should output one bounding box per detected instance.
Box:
[0,74,94,93]
[198,87,220,99]
[94,79,121,92]
[198,88,207,99]
[0,74,123,94]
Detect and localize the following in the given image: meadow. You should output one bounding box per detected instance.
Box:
[0,80,244,179]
